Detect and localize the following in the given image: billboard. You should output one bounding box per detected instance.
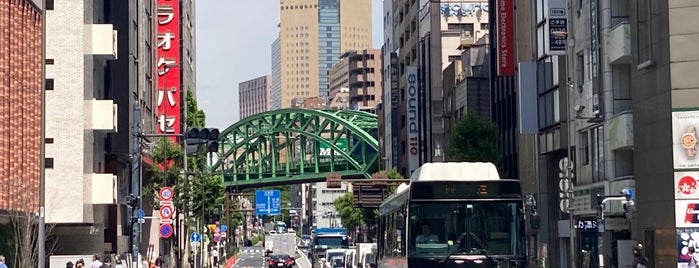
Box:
[156,0,181,141]
[496,0,515,76]
[319,138,347,157]
[406,66,419,174]
[672,110,699,169]
[546,0,568,55]
[390,53,400,168]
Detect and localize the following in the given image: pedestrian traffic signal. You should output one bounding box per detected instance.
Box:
[186,127,219,153]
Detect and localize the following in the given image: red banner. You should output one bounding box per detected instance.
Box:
[157,0,181,141]
[497,0,515,76]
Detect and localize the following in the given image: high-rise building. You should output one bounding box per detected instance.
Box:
[381,0,488,177]
[0,0,43,215]
[279,0,372,108]
[238,75,271,119]
[329,49,383,112]
[271,34,282,110]
[181,0,197,97]
[44,0,158,255]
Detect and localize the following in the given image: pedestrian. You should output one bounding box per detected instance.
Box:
[154,255,163,268]
[99,256,111,268]
[66,261,75,268]
[632,244,648,268]
[0,255,8,268]
[90,254,103,268]
[76,258,86,268]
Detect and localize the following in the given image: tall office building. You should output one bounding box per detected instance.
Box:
[271,34,282,110]
[279,0,372,108]
[181,0,197,97]
[238,75,271,119]
[0,0,43,216]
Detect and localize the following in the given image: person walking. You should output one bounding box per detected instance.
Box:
[632,244,648,268]
[0,255,8,268]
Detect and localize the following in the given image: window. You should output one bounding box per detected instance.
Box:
[45,138,54,144]
[448,55,460,62]
[46,0,54,10]
[45,79,54,90]
[590,126,605,182]
[45,158,54,169]
[579,131,589,165]
[45,58,54,65]
[576,52,585,91]
[636,0,653,66]
[480,23,488,30]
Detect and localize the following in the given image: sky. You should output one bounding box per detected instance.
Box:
[196,0,384,130]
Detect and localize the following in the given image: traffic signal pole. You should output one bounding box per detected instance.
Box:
[595,189,633,268]
[131,105,142,267]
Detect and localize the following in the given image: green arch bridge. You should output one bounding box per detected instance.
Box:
[211,108,380,189]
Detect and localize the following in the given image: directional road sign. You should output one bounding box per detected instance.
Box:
[220,224,228,233]
[190,232,202,242]
[255,190,281,215]
[159,205,174,219]
[159,187,174,201]
[159,224,174,239]
[138,209,145,219]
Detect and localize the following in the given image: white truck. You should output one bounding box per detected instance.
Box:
[355,243,377,268]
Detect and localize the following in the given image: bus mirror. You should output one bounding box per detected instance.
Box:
[530,212,540,229]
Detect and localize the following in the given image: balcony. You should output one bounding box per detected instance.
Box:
[608,111,633,150]
[86,173,117,204]
[607,22,630,65]
[85,99,118,132]
[85,24,118,60]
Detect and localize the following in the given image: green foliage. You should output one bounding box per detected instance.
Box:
[380,167,405,195]
[447,114,501,165]
[145,138,187,209]
[186,90,206,128]
[334,192,364,230]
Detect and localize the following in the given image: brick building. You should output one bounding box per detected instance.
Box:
[0,0,43,213]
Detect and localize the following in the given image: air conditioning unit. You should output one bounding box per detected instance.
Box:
[592,93,600,115]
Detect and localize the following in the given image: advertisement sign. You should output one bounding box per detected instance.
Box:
[496,0,514,76]
[673,110,699,169]
[319,138,347,157]
[546,0,568,55]
[675,172,699,199]
[675,200,699,227]
[156,0,181,141]
[677,228,699,266]
[390,53,400,168]
[405,66,419,174]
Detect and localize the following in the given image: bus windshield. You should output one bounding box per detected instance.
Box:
[408,201,526,257]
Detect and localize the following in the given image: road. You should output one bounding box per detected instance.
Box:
[232,235,312,268]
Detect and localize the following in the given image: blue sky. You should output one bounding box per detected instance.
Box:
[196,0,384,129]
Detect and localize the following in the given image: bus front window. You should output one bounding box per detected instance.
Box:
[409,201,526,257]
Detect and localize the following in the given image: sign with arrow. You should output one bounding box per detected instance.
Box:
[255,190,281,215]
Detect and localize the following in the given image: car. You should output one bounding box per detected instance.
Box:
[267,254,295,268]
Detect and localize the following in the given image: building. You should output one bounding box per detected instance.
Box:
[329,49,383,111]
[271,34,282,110]
[327,87,350,109]
[381,0,488,177]
[238,75,271,119]
[441,36,491,151]
[0,0,43,216]
[181,0,197,96]
[279,0,372,108]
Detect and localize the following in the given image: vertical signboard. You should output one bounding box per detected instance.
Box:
[405,66,419,174]
[156,0,181,141]
[390,53,400,168]
[546,0,568,55]
[497,0,515,76]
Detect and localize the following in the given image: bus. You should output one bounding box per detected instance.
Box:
[376,162,528,268]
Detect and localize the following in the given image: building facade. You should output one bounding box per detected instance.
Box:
[279,0,372,108]
[0,0,43,215]
[238,75,271,119]
[381,0,489,177]
[271,34,282,110]
[329,49,383,111]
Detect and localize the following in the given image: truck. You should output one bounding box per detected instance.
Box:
[310,228,349,266]
[356,243,377,268]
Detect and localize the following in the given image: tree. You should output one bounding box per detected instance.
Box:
[447,113,501,165]
[8,185,57,268]
[334,192,363,231]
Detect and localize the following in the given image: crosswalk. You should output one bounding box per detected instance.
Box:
[241,249,264,253]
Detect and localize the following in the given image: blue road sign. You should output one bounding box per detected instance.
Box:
[220,224,228,233]
[137,209,145,219]
[255,190,281,215]
[622,188,635,200]
[190,232,201,242]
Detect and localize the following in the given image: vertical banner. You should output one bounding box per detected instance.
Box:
[546,0,568,55]
[405,66,419,174]
[390,53,400,169]
[497,0,515,76]
[157,0,181,142]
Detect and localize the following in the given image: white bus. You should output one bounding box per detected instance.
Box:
[376,162,528,268]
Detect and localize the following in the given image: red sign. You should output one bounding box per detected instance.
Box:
[156,0,181,141]
[159,224,174,239]
[159,205,174,219]
[159,186,174,201]
[497,0,515,76]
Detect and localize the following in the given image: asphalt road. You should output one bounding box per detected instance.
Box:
[233,246,266,268]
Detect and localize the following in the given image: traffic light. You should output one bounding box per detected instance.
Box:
[186,127,219,153]
[622,200,636,220]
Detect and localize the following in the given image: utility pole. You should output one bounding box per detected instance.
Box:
[595,189,634,268]
[131,104,142,267]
